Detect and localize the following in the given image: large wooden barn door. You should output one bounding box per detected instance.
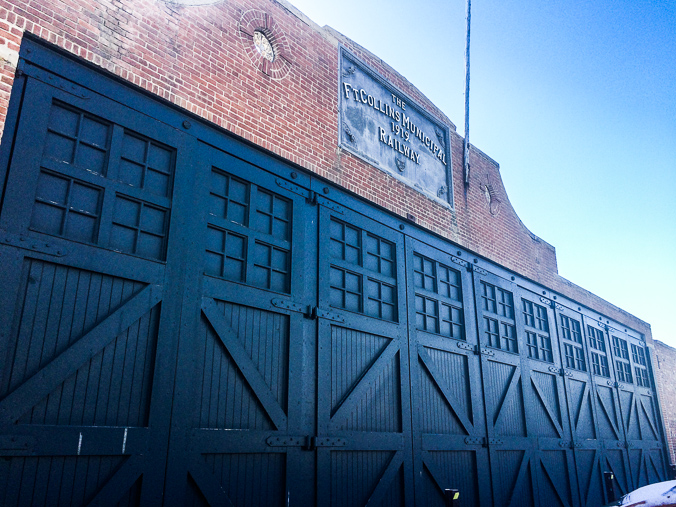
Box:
[583,317,632,502]
[404,238,490,507]
[552,305,606,507]
[518,291,576,507]
[471,270,538,507]
[610,329,667,491]
[168,146,318,506]
[315,203,414,506]
[0,66,196,505]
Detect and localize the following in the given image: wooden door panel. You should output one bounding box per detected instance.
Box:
[574,449,605,507]
[604,448,631,497]
[607,327,666,490]
[638,395,660,441]
[0,455,143,507]
[529,370,566,438]
[420,450,482,507]
[518,292,578,507]
[405,238,489,507]
[169,144,316,507]
[552,305,605,507]
[197,299,288,431]
[483,359,527,437]
[417,346,474,436]
[566,378,597,440]
[536,449,575,507]
[316,205,412,507]
[492,447,536,507]
[473,271,534,506]
[327,325,401,433]
[0,62,192,505]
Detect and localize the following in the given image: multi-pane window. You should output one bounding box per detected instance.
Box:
[481,282,517,353]
[210,170,249,225]
[119,132,174,197]
[413,253,464,339]
[635,367,650,388]
[588,325,610,377]
[560,315,586,371]
[612,336,633,383]
[588,326,606,353]
[591,353,610,377]
[631,344,650,388]
[205,168,292,292]
[631,343,646,365]
[31,170,102,244]
[44,101,111,175]
[522,299,552,362]
[34,100,175,261]
[111,195,169,260]
[329,218,397,321]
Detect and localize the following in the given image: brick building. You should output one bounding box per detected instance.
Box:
[0,0,670,506]
[654,340,676,465]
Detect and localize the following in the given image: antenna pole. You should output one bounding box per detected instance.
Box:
[463,0,471,186]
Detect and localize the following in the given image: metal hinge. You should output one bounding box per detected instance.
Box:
[266,435,307,447]
[456,342,474,352]
[316,196,344,214]
[451,257,468,269]
[271,298,306,314]
[0,230,67,257]
[270,300,345,323]
[304,306,345,323]
[479,347,495,357]
[548,366,572,378]
[486,438,503,447]
[23,64,89,99]
[464,436,484,446]
[467,264,488,276]
[276,178,310,199]
[267,435,346,450]
[315,436,347,447]
[274,179,344,213]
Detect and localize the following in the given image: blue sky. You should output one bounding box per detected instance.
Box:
[288,0,676,347]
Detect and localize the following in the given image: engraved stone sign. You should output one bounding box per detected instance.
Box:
[339,47,453,208]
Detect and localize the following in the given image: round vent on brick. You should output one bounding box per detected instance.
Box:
[238,10,292,80]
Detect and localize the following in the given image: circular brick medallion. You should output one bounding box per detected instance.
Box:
[238,10,292,80]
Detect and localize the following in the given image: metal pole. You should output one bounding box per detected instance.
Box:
[463,0,471,186]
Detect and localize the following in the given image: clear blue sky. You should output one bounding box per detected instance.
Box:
[288,0,676,347]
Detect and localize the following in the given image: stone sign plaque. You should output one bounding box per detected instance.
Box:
[338,47,453,208]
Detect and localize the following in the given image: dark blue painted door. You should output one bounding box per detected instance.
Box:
[554,306,606,506]
[404,237,490,507]
[168,145,318,506]
[315,202,414,506]
[584,318,633,501]
[0,66,197,505]
[610,329,666,492]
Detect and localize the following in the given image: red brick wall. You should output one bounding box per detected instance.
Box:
[654,340,676,465]
[0,0,651,337]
